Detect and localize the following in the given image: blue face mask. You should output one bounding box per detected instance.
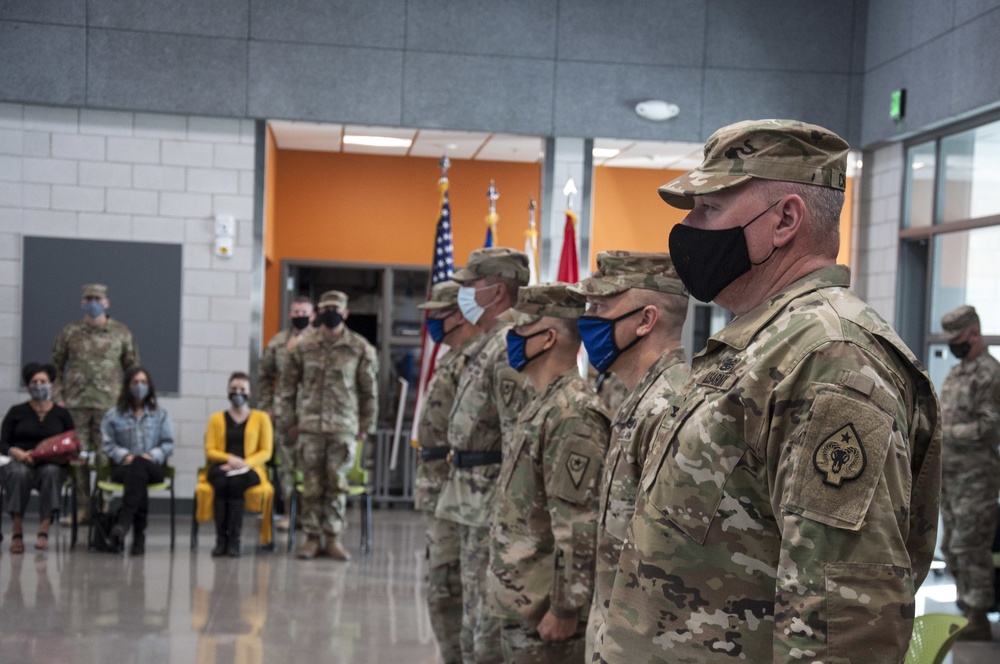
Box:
[577,306,646,374]
[83,300,106,318]
[426,317,448,344]
[506,328,550,372]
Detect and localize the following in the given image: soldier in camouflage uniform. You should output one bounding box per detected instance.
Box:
[938,304,1000,640]
[415,280,480,664]
[487,283,611,663]
[566,251,690,660]
[276,289,378,561]
[52,283,139,523]
[596,120,942,663]
[435,247,531,664]
[258,295,315,529]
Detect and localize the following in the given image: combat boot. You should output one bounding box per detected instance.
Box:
[211,498,228,557]
[324,536,351,561]
[959,609,993,640]
[225,499,243,557]
[297,535,321,559]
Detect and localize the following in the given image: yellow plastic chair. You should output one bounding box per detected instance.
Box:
[190,466,275,551]
[904,613,968,664]
[91,463,176,551]
[287,437,371,554]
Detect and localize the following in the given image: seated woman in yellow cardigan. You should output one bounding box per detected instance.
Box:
[204,371,273,557]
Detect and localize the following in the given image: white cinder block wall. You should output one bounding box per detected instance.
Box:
[856,143,905,326]
[0,102,257,495]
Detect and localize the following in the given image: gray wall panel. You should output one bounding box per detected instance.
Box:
[0,0,84,24]
[859,57,907,147]
[403,52,554,134]
[553,62,702,140]
[87,29,247,116]
[702,69,851,140]
[950,10,1000,118]
[706,0,854,73]
[557,0,705,67]
[911,0,955,46]
[248,42,403,124]
[88,0,249,39]
[406,0,557,58]
[955,0,1000,23]
[864,0,911,70]
[0,22,86,106]
[250,0,405,48]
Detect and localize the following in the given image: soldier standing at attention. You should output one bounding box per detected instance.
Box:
[52,283,139,524]
[258,295,315,530]
[938,304,1000,640]
[276,289,378,561]
[487,283,611,663]
[415,280,481,664]
[435,247,531,664]
[595,120,942,663]
[566,251,690,658]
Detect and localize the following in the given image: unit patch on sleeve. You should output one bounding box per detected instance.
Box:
[813,423,866,487]
[566,452,590,489]
[500,377,517,406]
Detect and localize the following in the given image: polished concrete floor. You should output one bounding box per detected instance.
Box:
[1,508,998,664]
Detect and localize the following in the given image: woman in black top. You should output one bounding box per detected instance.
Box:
[0,362,75,553]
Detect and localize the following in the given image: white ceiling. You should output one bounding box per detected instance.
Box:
[268,120,707,171]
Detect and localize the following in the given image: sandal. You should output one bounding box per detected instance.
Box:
[9,533,24,554]
[35,532,49,551]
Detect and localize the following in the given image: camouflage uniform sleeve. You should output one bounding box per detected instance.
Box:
[51,325,70,403]
[772,344,931,662]
[257,337,278,413]
[543,408,610,619]
[356,341,379,436]
[948,365,1000,441]
[274,346,302,435]
[122,328,139,371]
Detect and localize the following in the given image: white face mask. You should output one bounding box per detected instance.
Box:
[458,285,488,325]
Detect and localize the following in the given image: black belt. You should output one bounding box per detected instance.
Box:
[420,447,450,462]
[449,450,502,468]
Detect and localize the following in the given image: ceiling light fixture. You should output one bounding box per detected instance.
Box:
[343,135,413,148]
[593,148,620,158]
[635,100,680,121]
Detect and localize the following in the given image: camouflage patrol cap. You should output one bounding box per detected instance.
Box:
[658,119,850,209]
[451,247,530,286]
[567,251,687,299]
[417,280,460,310]
[81,283,107,298]
[941,304,979,341]
[499,283,585,326]
[317,290,348,310]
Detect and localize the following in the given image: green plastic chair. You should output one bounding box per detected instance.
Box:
[904,613,968,664]
[287,438,371,554]
[90,463,176,551]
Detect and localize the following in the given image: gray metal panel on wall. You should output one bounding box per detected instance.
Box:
[557,0,706,67]
[250,0,405,48]
[706,0,854,73]
[955,0,1000,23]
[88,0,249,38]
[406,0,557,58]
[864,0,912,70]
[702,69,851,139]
[21,237,182,394]
[248,42,404,124]
[0,0,84,24]
[87,29,247,116]
[553,61,703,141]
[910,0,955,47]
[0,22,86,106]
[403,52,554,134]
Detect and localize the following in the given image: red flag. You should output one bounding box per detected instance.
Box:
[557,210,579,283]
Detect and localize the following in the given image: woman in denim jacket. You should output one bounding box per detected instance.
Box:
[101,365,173,554]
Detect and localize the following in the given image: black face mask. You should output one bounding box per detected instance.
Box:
[291,316,310,331]
[228,392,248,408]
[949,342,971,359]
[668,200,780,303]
[319,309,344,329]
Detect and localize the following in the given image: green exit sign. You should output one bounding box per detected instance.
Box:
[890,89,906,121]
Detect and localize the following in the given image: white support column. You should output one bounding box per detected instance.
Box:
[539,137,594,283]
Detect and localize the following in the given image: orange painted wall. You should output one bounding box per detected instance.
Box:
[264,150,542,341]
[592,165,854,270]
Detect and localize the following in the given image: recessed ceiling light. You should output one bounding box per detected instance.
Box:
[593,148,620,158]
[343,135,413,148]
[911,161,926,169]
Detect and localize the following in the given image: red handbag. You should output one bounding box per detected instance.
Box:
[28,430,81,465]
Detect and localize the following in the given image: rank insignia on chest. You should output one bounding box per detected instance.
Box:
[566,452,590,489]
[813,423,867,487]
[500,378,517,406]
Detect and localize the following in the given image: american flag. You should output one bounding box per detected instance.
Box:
[411,170,455,448]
